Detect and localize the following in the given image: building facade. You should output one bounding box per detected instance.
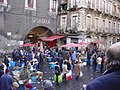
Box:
[0,0,58,51]
[57,0,120,49]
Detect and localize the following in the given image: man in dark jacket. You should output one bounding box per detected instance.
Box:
[54,63,60,85]
[86,42,120,90]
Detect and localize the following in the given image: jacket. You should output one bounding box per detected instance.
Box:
[86,69,120,90]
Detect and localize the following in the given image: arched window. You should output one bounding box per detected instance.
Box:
[95,18,99,29]
[86,16,91,28]
[108,21,111,32]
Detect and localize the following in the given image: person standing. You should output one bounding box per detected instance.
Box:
[54,62,61,85]
[0,69,14,90]
[74,61,80,80]
[71,51,77,68]
[96,56,102,72]
[62,61,68,81]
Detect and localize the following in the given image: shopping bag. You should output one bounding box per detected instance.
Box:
[83,62,87,66]
[66,71,72,80]
[80,71,83,77]
[66,75,72,80]
[54,74,63,83]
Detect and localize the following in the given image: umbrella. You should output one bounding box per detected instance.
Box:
[20,43,36,47]
[61,43,81,48]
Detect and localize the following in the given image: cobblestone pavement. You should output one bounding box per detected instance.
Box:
[32,61,102,90]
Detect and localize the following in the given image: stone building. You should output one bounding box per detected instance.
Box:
[0,0,58,52]
[57,0,120,49]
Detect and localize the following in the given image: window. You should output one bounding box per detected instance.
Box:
[72,15,78,29]
[102,0,105,12]
[95,18,99,28]
[25,0,36,10]
[73,0,77,6]
[113,5,116,13]
[112,22,115,32]
[119,23,120,33]
[61,16,67,29]
[114,23,115,29]
[28,0,33,8]
[118,8,120,13]
[108,21,111,32]
[50,0,57,12]
[86,16,91,28]
[95,0,99,9]
[117,23,119,31]
[52,0,56,10]
[102,20,105,31]
[108,2,112,13]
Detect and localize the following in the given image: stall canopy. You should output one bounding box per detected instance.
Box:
[61,43,82,48]
[41,35,65,41]
[20,43,36,47]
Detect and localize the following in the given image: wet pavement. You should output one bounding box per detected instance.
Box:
[32,60,102,90]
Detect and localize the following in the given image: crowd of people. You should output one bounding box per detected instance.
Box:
[0,43,108,90]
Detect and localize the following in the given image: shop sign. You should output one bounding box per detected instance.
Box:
[32,17,50,24]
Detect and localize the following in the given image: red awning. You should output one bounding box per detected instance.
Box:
[41,35,65,41]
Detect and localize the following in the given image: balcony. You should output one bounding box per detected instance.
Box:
[58,27,79,35]
[68,3,78,11]
[95,4,102,12]
[58,4,68,14]
[68,2,82,11]
[58,28,66,34]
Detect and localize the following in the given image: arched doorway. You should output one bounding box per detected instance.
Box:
[25,26,53,44]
